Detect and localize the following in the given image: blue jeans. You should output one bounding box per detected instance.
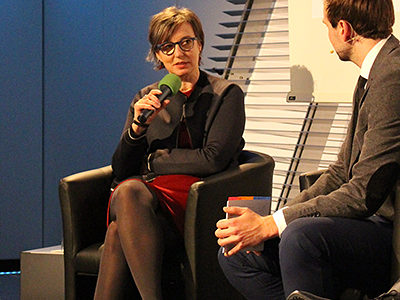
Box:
[218,216,393,299]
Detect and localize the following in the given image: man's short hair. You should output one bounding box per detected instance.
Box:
[325,0,394,39]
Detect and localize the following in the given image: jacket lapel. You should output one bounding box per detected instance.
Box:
[348,84,369,178]
[348,35,400,178]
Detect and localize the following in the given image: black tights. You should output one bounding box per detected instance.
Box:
[94,179,166,300]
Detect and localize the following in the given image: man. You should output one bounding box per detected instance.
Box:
[215,0,400,299]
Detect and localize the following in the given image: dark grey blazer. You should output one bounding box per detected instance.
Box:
[284,35,400,224]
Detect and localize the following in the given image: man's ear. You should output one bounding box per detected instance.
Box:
[338,20,354,42]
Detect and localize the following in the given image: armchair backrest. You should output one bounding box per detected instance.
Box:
[59,166,113,254]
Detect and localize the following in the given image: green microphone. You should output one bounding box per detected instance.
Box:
[137,73,182,124]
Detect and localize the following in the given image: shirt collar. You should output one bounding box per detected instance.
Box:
[360,36,390,79]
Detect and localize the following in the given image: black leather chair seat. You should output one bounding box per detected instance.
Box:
[75,243,103,275]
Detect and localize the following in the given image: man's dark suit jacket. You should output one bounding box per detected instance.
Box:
[284,35,400,224]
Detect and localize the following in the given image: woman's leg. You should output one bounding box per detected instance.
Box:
[95,179,164,300]
[94,221,131,299]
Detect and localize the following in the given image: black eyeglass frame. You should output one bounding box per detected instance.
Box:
[156,37,198,56]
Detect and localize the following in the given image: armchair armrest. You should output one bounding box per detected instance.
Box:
[183,150,274,298]
[299,169,326,192]
[59,166,113,257]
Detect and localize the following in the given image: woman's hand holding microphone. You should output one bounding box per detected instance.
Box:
[131,89,170,135]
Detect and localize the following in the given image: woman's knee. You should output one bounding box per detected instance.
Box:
[111,180,155,213]
[104,221,122,250]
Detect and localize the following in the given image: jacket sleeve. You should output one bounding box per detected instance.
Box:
[286,128,350,207]
[283,72,400,224]
[150,84,245,177]
[111,91,149,181]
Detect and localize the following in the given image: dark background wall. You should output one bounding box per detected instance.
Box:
[1,0,237,259]
[1,0,43,258]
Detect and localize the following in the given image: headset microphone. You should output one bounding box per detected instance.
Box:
[330,36,357,54]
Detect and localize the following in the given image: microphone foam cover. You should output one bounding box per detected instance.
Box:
[158,73,182,96]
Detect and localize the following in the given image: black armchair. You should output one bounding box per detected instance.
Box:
[298,169,400,297]
[59,150,275,300]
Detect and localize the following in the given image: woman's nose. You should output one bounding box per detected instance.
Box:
[174,44,185,57]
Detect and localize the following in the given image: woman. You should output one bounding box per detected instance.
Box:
[94,6,245,300]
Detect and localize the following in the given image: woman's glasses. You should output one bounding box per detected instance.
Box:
[156,37,197,56]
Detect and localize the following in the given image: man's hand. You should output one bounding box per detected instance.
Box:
[215,206,279,257]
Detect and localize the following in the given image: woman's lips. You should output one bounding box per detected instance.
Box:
[174,62,188,68]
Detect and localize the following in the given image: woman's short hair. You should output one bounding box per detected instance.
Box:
[146,6,205,70]
[325,0,394,39]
